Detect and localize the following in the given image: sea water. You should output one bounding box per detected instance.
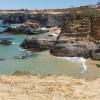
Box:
[0,20,85,77]
[0,33,82,76]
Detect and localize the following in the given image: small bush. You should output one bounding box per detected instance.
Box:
[12,71,33,76]
[96,64,100,68]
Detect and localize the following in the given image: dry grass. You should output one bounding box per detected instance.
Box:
[0,75,99,100]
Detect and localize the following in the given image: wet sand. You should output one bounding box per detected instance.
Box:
[81,59,100,79]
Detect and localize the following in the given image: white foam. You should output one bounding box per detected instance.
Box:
[58,57,87,74]
[11,42,15,45]
[12,42,20,45]
[18,48,26,52]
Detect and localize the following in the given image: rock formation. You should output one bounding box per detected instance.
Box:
[0,13,66,28]
[20,15,100,59]
[0,10,100,59]
[50,41,97,58]
[20,36,56,51]
[0,39,12,45]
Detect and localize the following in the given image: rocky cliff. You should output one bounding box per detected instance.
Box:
[90,16,100,41]
[0,10,100,58]
[20,14,100,59]
[1,13,100,38]
[0,13,66,28]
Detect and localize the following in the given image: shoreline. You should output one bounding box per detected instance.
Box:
[58,57,100,78]
[58,57,87,74]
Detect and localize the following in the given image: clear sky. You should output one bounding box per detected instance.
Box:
[0,0,99,10]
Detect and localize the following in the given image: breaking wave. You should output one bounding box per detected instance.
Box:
[58,57,87,74]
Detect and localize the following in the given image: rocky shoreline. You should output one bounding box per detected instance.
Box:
[20,34,100,60]
[0,8,100,100]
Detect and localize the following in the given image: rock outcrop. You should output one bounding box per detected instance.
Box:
[1,11,100,59]
[20,35,56,51]
[0,13,66,28]
[90,16,100,42]
[92,48,100,60]
[1,13,100,40]
[0,39,12,45]
[62,15,91,36]
[50,41,97,58]
[4,26,49,35]
[4,21,49,35]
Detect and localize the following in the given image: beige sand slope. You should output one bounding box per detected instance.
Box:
[0,75,100,100]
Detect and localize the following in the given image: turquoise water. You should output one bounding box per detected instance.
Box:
[0,33,81,76]
[0,20,81,76]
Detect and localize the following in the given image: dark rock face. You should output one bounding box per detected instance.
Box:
[4,26,49,35]
[62,16,91,36]
[0,58,5,61]
[4,20,49,35]
[21,34,98,59]
[0,13,66,28]
[61,16,100,43]
[92,49,100,60]
[1,14,25,24]
[0,39,12,45]
[20,37,55,51]
[1,12,100,58]
[1,13,100,40]
[90,16,100,42]
[50,41,97,58]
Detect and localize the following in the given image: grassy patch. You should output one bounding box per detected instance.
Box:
[12,71,33,76]
[96,64,100,68]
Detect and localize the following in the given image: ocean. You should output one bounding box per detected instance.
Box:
[0,27,81,76]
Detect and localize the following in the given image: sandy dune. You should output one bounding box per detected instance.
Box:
[0,75,100,100]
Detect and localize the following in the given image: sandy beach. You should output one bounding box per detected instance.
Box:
[81,59,100,79]
[0,75,100,100]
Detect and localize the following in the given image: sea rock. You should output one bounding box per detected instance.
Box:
[4,23,49,35]
[0,39,12,45]
[50,41,97,58]
[0,58,5,61]
[92,48,100,60]
[20,36,56,51]
[1,13,66,28]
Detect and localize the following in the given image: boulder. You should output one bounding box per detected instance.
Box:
[0,39,12,45]
[0,58,5,61]
[50,41,97,58]
[20,37,55,51]
[92,48,100,60]
[4,25,48,35]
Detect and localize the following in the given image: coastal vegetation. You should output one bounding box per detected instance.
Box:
[96,64,100,68]
[12,71,33,76]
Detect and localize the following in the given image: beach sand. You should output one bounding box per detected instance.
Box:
[0,75,100,100]
[81,59,100,79]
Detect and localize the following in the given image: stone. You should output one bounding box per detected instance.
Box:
[0,39,12,45]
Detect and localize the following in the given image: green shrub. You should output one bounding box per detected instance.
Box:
[12,71,33,76]
[96,64,100,68]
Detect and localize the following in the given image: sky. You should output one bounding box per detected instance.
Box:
[0,0,99,10]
